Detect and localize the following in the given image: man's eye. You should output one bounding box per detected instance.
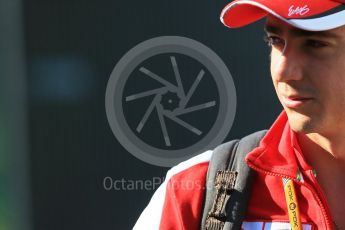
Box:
[264,35,284,47]
[305,39,328,48]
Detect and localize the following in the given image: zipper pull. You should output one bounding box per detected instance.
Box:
[312,169,317,178]
[296,168,304,183]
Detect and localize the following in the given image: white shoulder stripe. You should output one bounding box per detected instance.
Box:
[132,150,213,230]
[165,150,213,180]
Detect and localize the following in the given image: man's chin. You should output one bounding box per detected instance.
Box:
[285,111,315,134]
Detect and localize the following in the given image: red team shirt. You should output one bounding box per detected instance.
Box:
[133,112,334,230]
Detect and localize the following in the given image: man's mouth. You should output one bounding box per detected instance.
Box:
[281,95,313,108]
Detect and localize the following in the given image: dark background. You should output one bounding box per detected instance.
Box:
[0,0,281,229]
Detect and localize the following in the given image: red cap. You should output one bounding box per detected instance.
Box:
[221,0,345,31]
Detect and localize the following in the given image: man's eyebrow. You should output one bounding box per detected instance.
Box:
[264,24,340,38]
[264,25,281,34]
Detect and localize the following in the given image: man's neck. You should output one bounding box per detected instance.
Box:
[297,132,345,228]
[296,132,345,183]
[298,132,345,162]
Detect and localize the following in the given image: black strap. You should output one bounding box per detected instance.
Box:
[201,130,267,230]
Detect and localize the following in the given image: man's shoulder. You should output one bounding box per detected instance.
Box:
[165,150,213,182]
[166,130,267,181]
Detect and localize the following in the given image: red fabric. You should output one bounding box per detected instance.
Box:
[159,162,209,230]
[154,111,333,229]
[245,111,333,229]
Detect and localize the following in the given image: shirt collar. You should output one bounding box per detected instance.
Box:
[245,111,300,179]
[290,126,314,172]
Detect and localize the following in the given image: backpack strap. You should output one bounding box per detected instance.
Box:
[201,130,267,230]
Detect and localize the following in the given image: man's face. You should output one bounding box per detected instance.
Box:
[266,16,345,136]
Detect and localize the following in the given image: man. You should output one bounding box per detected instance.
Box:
[134,0,345,229]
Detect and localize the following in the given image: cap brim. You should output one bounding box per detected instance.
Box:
[221,0,345,31]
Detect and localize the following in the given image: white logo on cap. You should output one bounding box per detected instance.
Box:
[288,5,310,17]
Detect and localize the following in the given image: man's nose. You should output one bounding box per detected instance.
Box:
[271,47,303,82]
